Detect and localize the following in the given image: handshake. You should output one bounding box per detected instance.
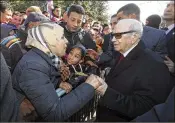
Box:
[85,74,108,96]
[59,74,108,96]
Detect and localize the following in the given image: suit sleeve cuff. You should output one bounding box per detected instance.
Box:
[100,87,120,105]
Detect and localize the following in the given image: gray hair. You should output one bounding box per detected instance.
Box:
[117,19,143,41]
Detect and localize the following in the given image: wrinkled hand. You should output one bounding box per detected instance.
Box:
[59,82,72,93]
[95,76,108,96]
[60,63,70,81]
[85,74,101,89]
[164,56,174,73]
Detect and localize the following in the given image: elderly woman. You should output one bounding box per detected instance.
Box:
[12,22,101,121]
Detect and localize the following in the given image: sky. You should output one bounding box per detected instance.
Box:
[107,1,169,24]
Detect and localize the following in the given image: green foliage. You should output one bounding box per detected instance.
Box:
[54,0,109,23]
[7,0,109,23]
[7,0,47,12]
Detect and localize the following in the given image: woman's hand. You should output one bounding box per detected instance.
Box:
[60,63,70,81]
[59,82,72,93]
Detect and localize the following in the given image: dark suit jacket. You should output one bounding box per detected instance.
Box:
[166,27,175,63]
[96,45,172,122]
[135,87,174,122]
[141,26,167,58]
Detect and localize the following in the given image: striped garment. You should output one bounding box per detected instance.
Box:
[0,35,21,48]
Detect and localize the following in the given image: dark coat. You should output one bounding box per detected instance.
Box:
[166,27,175,63]
[12,48,95,121]
[0,44,24,73]
[96,45,172,122]
[59,23,96,52]
[135,87,174,122]
[0,53,19,121]
[16,28,28,50]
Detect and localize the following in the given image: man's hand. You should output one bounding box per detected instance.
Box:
[164,56,174,73]
[95,76,108,96]
[85,74,101,89]
[59,82,72,93]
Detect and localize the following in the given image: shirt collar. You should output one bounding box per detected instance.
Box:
[123,43,138,57]
[166,24,175,34]
[168,24,175,30]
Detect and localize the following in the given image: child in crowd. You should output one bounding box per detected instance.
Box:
[58,44,100,94]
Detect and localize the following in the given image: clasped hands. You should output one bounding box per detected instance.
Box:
[59,74,107,96]
[85,74,108,96]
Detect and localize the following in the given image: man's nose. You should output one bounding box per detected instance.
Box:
[111,36,116,42]
[73,21,78,27]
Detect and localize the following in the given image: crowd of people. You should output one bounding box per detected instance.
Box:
[0,0,174,122]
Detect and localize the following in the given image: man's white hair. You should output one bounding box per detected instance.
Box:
[118,19,143,38]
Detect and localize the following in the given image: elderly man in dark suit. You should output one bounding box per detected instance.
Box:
[93,19,172,122]
[98,3,167,68]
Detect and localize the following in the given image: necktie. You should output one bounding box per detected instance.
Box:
[117,54,124,65]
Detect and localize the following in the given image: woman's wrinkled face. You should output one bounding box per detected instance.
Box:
[55,35,68,57]
[67,48,82,65]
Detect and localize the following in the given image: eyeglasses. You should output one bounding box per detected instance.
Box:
[112,30,137,39]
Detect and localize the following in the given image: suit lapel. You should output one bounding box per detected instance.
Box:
[108,45,144,78]
[110,58,133,77]
[166,27,175,41]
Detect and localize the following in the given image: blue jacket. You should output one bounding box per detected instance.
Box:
[141,26,167,58]
[0,53,19,121]
[12,48,95,121]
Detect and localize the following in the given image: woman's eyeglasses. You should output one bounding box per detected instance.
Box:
[112,30,137,39]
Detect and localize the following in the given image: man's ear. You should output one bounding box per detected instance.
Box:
[131,33,139,44]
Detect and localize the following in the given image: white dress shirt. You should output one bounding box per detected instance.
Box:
[166,24,175,34]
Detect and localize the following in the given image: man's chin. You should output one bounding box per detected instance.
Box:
[71,29,78,32]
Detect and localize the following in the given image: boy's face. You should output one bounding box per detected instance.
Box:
[67,48,82,65]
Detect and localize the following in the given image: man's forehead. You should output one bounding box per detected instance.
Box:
[69,12,83,20]
[116,11,124,17]
[113,22,129,33]
[110,17,117,23]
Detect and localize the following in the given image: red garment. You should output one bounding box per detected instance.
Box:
[117,54,124,65]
